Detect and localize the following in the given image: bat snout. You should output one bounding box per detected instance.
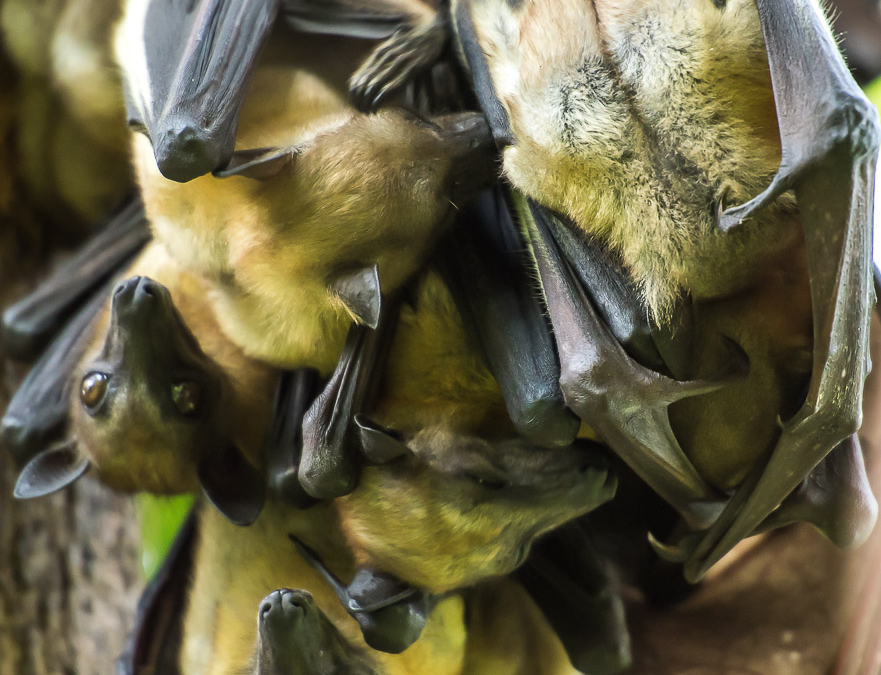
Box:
[111,277,172,323]
[259,589,315,628]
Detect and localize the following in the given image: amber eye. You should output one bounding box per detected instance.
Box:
[80,372,108,409]
[171,380,202,416]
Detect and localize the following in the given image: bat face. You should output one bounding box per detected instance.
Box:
[115,0,279,182]
[69,275,227,493]
[254,589,375,675]
[458,0,795,319]
[336,428,616,592]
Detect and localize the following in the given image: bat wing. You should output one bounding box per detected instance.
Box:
[450,3,728,527]
[685,0,881,581]
[520,197,731,529]
[264,368,322,507]
[2,289,108,469]
[3,197,149,362]
[122,0,279,182]
[516,521,631,675]
[117,510,196,675]
[438,187,580,447]
[298,284,401,499]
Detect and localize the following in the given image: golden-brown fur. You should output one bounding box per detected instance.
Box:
[334,271,615,593]
[124,29,487,373]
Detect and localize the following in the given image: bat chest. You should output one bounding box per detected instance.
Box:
[485,0,793,317]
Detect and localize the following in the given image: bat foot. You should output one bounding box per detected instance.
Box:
[349,18,447,111]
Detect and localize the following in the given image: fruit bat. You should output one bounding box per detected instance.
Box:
[115,0,450,182]
[353,0,880,572]
[180,497,472,675]
[6,241,275,526]
[126,26,496,374]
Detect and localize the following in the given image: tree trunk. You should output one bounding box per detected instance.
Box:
[0,47,142,675]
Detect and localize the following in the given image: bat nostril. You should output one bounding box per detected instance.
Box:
[260,601,273,618]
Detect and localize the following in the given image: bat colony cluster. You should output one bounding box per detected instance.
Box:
[2,0,880,673]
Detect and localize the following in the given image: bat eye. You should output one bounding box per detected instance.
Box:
[171,380,202,416]
[463,472,507,490]
[80,372,109,410]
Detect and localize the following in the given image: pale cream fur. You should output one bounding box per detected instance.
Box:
[457,0,799,321]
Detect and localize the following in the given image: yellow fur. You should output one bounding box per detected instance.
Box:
[182,499,468,675]
[128,30,476,373]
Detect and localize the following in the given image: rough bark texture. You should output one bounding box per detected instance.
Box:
[0,44,142,675]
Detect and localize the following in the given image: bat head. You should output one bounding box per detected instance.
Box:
[15,276,265,525]
[254,589,374,675]
[335,418,617,592]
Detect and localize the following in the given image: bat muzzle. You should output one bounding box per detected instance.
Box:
[153,121,231,183]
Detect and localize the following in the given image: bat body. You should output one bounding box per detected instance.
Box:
[182,495,575,675]
[125,28,495,374]
[333,270,617,594]
[13,242,275,525]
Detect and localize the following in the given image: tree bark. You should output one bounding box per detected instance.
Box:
[0,45,142,675]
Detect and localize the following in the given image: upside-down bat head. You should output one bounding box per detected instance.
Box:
[253,589,377,675]
[14,275,266,525]
[335,419,617,592]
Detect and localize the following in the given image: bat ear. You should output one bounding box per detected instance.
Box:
[330,265,382,329]
[14,441,89,499]
[212,147,298,180]
[197,444,266,526]
[354,415,409,464]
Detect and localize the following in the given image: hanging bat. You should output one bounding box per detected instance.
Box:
[354,0,880,567]
[116,0,451,182]
[125,26,495,374]
[180,496,472,675]
[9,242,275,526]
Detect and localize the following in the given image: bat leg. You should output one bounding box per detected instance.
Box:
[3,197,149,361]
[752,434,877,548]
[264,368,321,507]
[349,11,447,111]
[438,188,580,448]
[687,0,880,580]
[299,294,402,499]
[520,197,732,529]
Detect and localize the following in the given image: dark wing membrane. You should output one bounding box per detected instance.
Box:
[299,294,402,499]
[2,197,149,362]
[132,0,280,182]
[117,511,196,675]
[437,187,580,448]
[516,521,631,675]
[2,289,109,468]
[264,368,322,507]
[280,0,407,38]
[686,0,880,580]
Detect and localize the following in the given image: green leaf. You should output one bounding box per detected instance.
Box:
[137,493,194,579]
